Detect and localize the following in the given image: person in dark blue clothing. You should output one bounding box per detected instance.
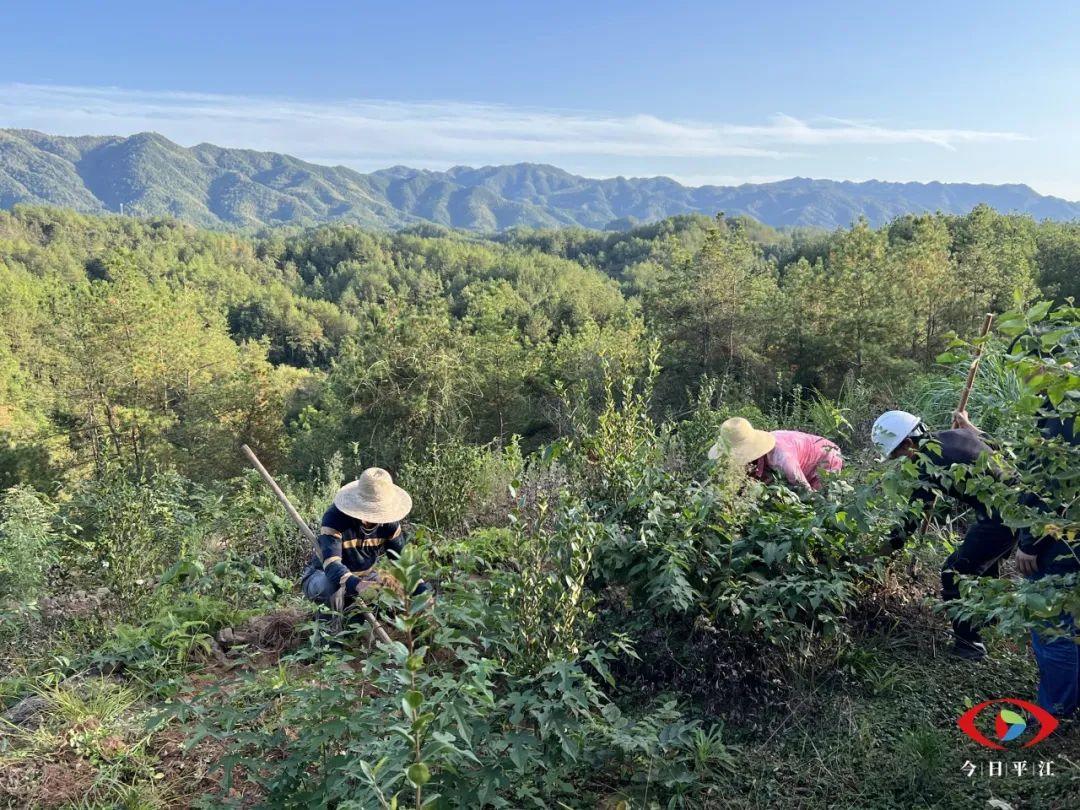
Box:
[1014,392,1079,719]
[301,466,429,610]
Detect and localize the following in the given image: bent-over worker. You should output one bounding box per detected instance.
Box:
[872,408,1016,661]
[301,466,428,609]
[709,417,843,492]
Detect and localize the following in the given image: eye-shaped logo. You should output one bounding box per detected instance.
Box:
[958,698,1058,750]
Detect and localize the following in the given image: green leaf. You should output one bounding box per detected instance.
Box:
[1040,328,1072,349]
[406,762,431,787]
[1026,301,1053,322]
[1024,594,1051,616]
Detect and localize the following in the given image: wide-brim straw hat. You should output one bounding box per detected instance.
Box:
[333,467,413,523]
[708,417,777,465]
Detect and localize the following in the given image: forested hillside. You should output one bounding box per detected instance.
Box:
[4,202,1077,487]
[0,204,1078,807]
[5,128,1080,231]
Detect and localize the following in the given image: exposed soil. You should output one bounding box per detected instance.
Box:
[37,758,98,809]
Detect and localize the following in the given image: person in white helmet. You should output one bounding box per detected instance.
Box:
[872,408,1017,661]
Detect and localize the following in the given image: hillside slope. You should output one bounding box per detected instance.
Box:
[4,128,1080,230]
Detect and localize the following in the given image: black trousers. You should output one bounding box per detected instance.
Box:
[941,517,1017,643]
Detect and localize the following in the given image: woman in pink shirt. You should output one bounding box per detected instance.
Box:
[708,417,843,491]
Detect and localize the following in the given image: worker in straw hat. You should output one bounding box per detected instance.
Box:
[871,408,1016,661]
[301,467,430,610]
[709,417,843,492]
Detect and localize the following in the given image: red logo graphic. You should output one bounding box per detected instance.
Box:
[958,698,1059,750]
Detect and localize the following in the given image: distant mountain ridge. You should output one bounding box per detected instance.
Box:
[3,128,1079,231]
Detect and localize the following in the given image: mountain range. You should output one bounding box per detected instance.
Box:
[3,128,1079,232]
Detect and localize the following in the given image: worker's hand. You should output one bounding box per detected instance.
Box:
[1015,549,1040,577]
[952,409,978,432]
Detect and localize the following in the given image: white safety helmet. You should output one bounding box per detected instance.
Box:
[871,410,923,458]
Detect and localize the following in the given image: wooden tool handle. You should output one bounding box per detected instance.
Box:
[922,313,996,538]
[956,313,995,415]
[241,444,317,543]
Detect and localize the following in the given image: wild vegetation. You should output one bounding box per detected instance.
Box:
[0,203,1077,808]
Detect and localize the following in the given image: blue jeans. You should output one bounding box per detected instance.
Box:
[302,570,335,606]
[1027,538,1079,718]
[1031,613,1079,718]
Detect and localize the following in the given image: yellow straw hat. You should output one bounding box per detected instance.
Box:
[333,467,413,523]
[708,417,777,464]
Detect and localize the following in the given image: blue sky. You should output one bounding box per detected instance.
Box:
[3,1,1079,197]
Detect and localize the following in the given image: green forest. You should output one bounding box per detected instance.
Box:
[0,203,1078,808]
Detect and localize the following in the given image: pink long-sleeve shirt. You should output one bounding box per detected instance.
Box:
[752,430,843,491]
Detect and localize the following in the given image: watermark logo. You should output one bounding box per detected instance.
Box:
[957,698,1058,750]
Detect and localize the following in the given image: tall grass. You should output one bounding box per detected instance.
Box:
[908,349,1024,434]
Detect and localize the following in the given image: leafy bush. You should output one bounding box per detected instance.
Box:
[211,467,318,579]
[63,467,203,606]
[166,549,732,808]
[430,527,519,572]
[400,437,523,535]
[0,485,58,604]
[93,592,250,678]
[497,496,604,670]
[941,301,1080,637]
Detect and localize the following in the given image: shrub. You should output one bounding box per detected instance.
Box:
[62,468,203,607]
[211,467,316,579]
[0,485,58,604]
[94,592,248,678]
[165,548,731,808]
[400,436,523,535]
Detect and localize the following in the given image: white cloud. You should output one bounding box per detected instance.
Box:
[665,173,792,188]
[0,83,1028,171]
[722,113,1027,152]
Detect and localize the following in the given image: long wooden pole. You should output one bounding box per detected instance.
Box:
[956,313,996,415]
[919,313,995,538]
[241,444,392,644]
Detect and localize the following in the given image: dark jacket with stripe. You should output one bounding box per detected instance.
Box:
[302,504,407,598]
[889,428,1005,549]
